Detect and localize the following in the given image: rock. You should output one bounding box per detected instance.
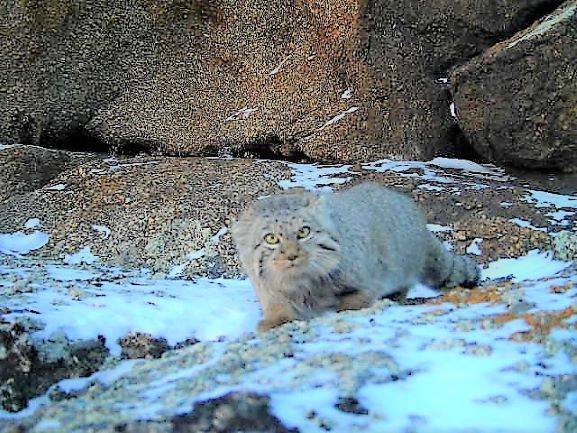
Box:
[0,321,108,412]
[0,145,98,203]
[553,231,577,260]
[0,149,571,275]
[170,392,298,433]
[0,155,292,277]
[0,1,563,163]
[119,333,169,360]
[451,0,577,172]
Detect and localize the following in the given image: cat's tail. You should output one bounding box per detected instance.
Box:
[421,235,481,289]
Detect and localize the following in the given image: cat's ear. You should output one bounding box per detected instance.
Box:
[230,205,257,243]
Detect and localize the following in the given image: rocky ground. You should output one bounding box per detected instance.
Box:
[0,145,576,432]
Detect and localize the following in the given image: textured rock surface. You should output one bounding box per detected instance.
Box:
[0,155,292,277]
[0,145,98,203]
[1,266,575,432]
[119,333,170,360]
[2,148,575,276]
[0,0,563,163]
[0,154,575,429]
[106,392,298,433]
[0,321,108,412]
[169,392,299,433]
[451,0,577,172]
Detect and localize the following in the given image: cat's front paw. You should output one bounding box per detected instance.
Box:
[257,315,293,332]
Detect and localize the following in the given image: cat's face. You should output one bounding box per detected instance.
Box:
[232,191,341,287]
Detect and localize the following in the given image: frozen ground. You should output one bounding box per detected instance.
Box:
[1,158,576,432]
[1,250,575,432]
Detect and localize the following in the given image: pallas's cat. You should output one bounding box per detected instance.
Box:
[232,182,480,331]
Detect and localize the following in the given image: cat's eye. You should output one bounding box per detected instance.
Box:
[297,226,311,239]
[264,233,280,245]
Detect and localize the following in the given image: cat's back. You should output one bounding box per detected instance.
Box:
[324,182,425,228]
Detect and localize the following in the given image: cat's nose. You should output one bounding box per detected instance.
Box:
[287,253,298,261]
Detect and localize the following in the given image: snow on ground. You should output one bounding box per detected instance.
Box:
[482,250,572,282]
[277,157,512,194]
[1,238,576,431]
[1,157,576,431]
[362,157,510,187]
[1,262,260,356]
[278,162,355,191]
[0,231,49,256]
[524,190,577,209]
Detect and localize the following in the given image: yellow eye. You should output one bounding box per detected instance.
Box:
[264,233,280,245]
[297,226,311,239]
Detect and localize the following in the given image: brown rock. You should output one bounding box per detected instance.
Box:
[0,145,98,203]
[0,156,291,277]
[451,1,577,172]
[0,0,563,163]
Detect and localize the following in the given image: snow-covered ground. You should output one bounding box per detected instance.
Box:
[1,249,575,431]
[1,158,576,432]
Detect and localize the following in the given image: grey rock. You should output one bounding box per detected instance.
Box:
[0,321,108,412]
[119,333,170,360]
[170,392,298,433]
[451,0,577,172]
[553,230,577,260]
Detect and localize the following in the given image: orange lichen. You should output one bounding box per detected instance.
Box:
[432,285,507,305]
[493,307,576,342]
[549,282,573,294]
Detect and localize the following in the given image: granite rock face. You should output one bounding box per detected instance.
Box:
[451,0,577,172]
[0,0,563,163]
[0,145,98,203]
[0,155,292,278]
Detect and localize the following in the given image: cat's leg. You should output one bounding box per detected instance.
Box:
[337,290,375,311]
[258,302,297,331]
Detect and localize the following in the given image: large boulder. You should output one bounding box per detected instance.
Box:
[450,0,577,172]
[0,0,562,163]
[0,145,98,203]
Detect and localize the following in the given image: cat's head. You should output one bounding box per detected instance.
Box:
[231,189,340,288]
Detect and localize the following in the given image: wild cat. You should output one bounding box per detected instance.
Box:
[231,182,480,331]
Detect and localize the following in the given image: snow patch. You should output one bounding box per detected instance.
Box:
[427,224,453,233]
[319,107,359,130]
[341,89,353,99]
[24,218,41,229]
[46,183,66,191]
[507,2,577,49]
[63,247,99,265]
[482,250,571,282]
[509,218,548,232]
[269,56,291,75]
[278,163,354,191]
[449,102,458,119]
[4,274,260,355]
[466,238,483,256]
[0,231,49,255]
[225,107,258,122]
[407,283,440,299]
[91,224,111,239]
[524,190,577,209]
